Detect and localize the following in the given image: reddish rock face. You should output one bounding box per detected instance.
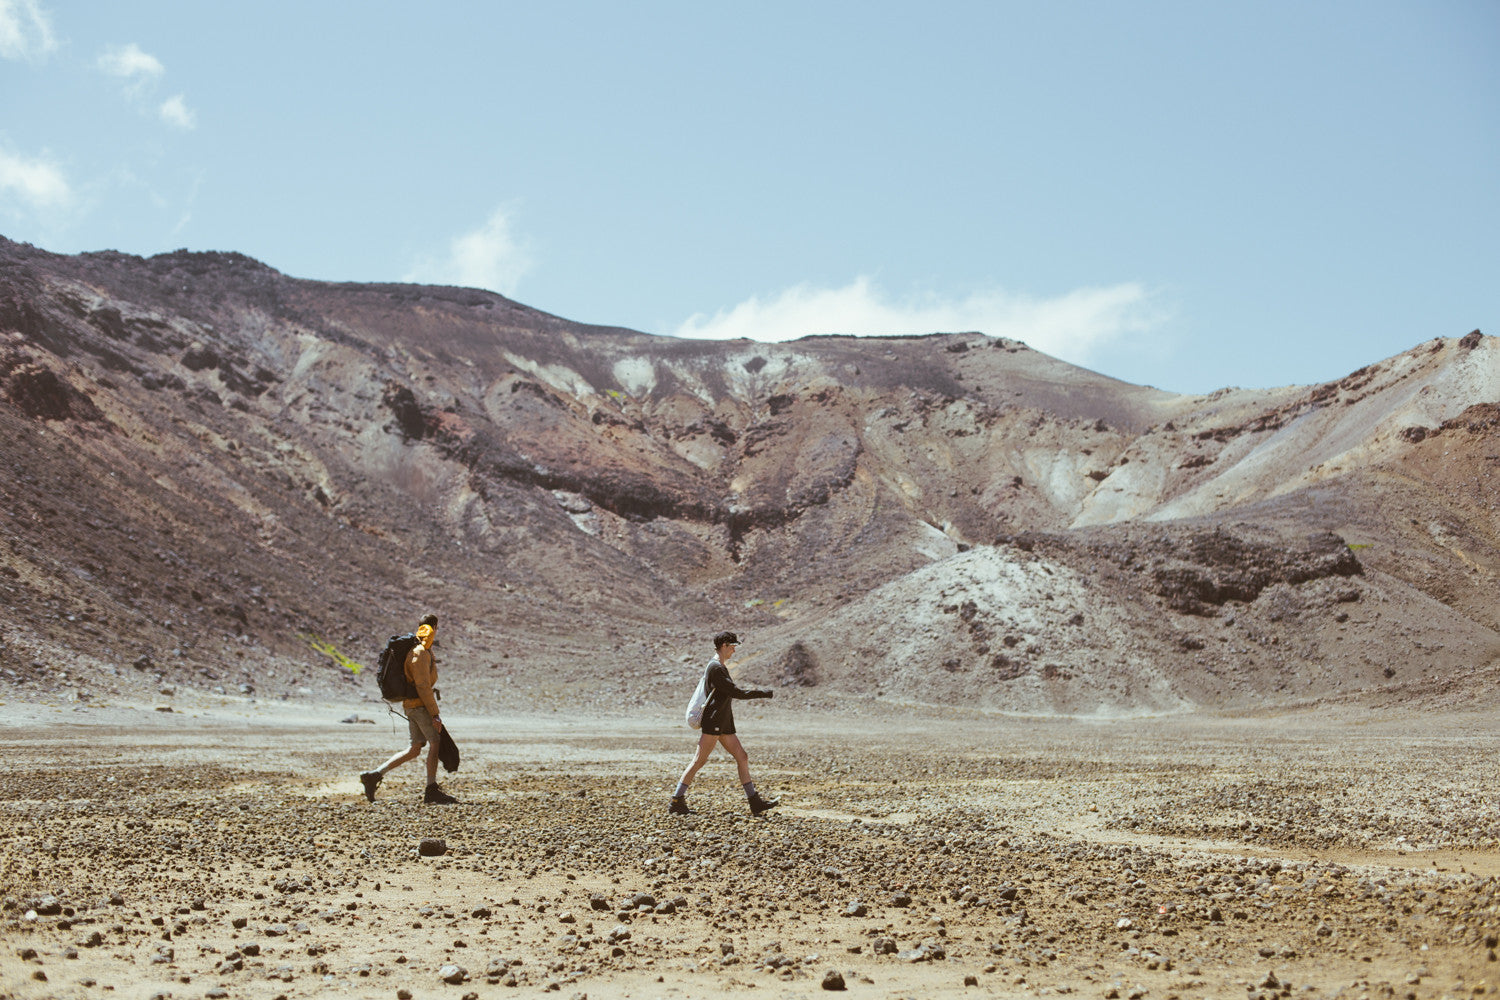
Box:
[0,234,1494,714]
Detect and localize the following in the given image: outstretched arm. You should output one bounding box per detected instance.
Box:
[710,662,774,700]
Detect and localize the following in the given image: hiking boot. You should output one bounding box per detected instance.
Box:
[668,796,695,816]
[747,792,779,816]
[359,771,382,803]
[423,783,458,805]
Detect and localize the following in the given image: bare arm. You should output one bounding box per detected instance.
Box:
[407,647,442,725]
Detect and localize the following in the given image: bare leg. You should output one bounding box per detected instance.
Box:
[378,743,422,774]
[424,740,440,785]
[678,734,720,788]
[718,733,753,785]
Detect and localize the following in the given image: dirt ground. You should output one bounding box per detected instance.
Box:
[1,698,1498,1000]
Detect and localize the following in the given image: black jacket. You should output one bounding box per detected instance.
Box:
[699,656,771,735]
[438,725,459,773]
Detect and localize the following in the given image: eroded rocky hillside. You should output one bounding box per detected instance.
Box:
[1,236,1495,714]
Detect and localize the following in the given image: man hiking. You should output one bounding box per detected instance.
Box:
[359,614,459,805]
[671,630,778,816]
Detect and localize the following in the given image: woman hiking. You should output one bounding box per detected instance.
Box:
[671,631,779,816]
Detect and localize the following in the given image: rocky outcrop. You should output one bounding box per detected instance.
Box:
[0,350,105,424]
[777,641,820,687]
[1001,525,1363,617]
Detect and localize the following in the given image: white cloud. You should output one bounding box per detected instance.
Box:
[0,0,56,61]
[671,276,1168,364]
[0,147,70,210]
[96,43,199,129]
[405,208,533,297]
[97,42,164,84]
[158,94,195,130]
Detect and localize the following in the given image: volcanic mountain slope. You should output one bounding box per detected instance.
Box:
[0,235,1495,713]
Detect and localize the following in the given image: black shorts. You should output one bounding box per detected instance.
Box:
[702,723,736,736]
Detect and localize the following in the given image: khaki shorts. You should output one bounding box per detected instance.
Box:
[407,705,440,747]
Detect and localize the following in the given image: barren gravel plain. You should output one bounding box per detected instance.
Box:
[2,699,1498,1000]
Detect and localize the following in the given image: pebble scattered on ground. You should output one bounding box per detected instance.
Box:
[0,711,1496,999]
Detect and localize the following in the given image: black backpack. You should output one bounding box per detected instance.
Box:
[376,633,420,701]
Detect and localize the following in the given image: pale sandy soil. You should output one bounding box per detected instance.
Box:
[1,697,1498,1000]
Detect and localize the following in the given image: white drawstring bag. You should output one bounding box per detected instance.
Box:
[685,671,708,729]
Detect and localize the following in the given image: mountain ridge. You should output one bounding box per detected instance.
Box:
[1,236,1494,715]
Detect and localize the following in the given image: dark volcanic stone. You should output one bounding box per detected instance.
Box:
[779,641,820,687]
[2,362,104,423]
[180,344,220,371]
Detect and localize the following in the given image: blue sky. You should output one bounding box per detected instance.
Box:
[1,2,1495,394]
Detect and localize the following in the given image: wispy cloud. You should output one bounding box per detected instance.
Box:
[0,147,70,210]
[97,42,165,89]
[158,94,195,130]
[97,42,197,130]
[671,277,1168,364]
[0,0,56,61]
[405,207,533,297]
